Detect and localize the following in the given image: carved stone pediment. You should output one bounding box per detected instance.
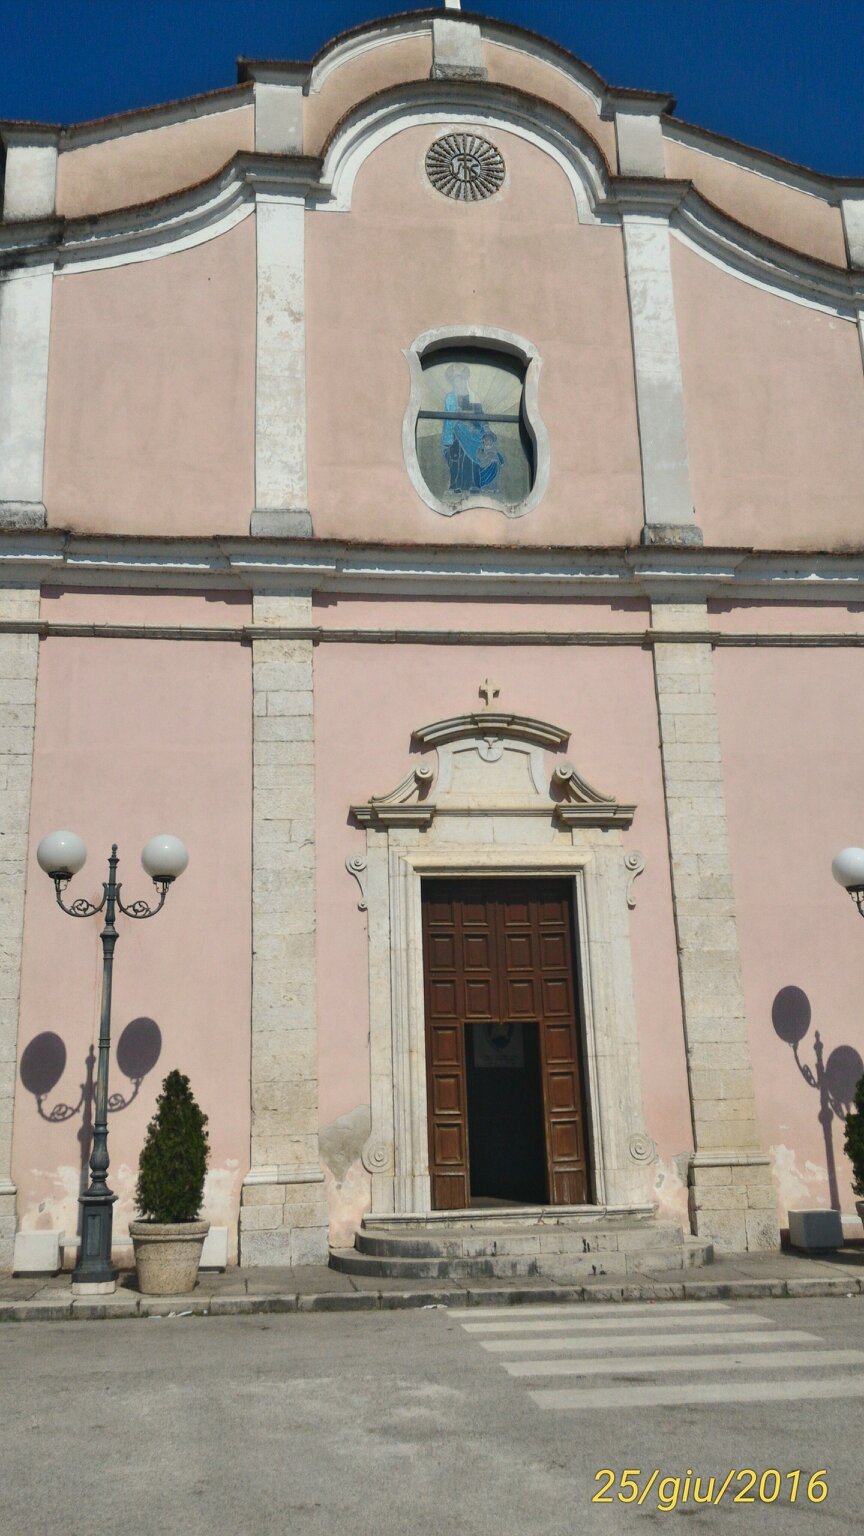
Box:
[350,708,634,828]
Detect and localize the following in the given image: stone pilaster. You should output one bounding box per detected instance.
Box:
[621,212,701,547]
[239,591,328,1266]
[250,197,312,538]
[652,600,780,1252]
[0,586,40,1267]
[0,265,53,530]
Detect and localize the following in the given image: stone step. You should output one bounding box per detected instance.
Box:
[356,1221,686,1260]
[329,1238,713,1280]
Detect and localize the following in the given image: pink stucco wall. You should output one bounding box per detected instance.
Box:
[56,103,255,218]
[715,640,864,1220]
[664,138,847,268]
[483,39,617,171]
[316,594,649,632]
[306,126,644,547]
[43,219,256,537]
[710,601,864,635]
[13,590,252,1261]
[306,35,433,155]
[673,240,864,551]
[314,615,692,1234]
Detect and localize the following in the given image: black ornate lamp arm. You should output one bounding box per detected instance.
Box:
[115,881,171,920]
[52,879,108,920]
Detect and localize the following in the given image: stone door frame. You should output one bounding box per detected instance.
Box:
[360,832,655,1219]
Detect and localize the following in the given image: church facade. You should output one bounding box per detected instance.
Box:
[1,8,864,1274]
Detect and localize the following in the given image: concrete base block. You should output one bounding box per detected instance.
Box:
[788,1208,844,1251]
[13,1229,62,1276]
[641,522,704,547]
[71,1279,116,1296]
[200,1226,229,1270]
[0,500,47,530]
[250,508,313,538]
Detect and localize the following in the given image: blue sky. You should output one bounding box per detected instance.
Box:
[0,1,861,176]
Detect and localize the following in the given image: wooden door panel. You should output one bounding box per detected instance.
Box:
[424,877,589,1211]
[424,880,499,1209]
[541,978,571,1017]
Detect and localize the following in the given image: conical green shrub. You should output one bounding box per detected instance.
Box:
[844,1072,864,1199]
[135,1070,210,1224]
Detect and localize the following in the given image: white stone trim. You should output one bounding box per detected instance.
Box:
[254,197,308,519]
[320,89,604,221]
[52,88,252,150]
[5,533,864,603]
[0,116,859,321]
[0,266,52,526]
[842,198,864,269]
[621,216,696,534]
[2,144,57,221]
[651,599,780,1252]
[431,17,485,80]
[253,84,303,154]
[239,591,328,1266]
[402,324,550,520]
[615,110,665,178]
[308,18,431,95]
[362,841,651,1218]
[662,118,856,206]
[355,716,652,1219]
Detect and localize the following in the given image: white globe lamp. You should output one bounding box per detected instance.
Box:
[36,830,87,879]
[141,834,189,883]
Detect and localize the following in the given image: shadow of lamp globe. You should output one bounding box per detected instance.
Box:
[35,830,189,1295]
[831,845,864,1233]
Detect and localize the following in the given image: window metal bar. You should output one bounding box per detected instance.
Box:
[417,411,521,423]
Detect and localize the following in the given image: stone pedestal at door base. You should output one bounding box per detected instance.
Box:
[688,1157,780,1251]
[239,1176,329,1266]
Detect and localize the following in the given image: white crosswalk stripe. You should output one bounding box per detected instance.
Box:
[451,1300,864,1413]
[480,1328,820,1354]
[460,1312,771,1334]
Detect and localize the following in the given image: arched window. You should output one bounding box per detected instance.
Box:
[403,329,549,519]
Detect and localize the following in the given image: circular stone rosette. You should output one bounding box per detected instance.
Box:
[628,1132,657,1164]
[425,133,506,202]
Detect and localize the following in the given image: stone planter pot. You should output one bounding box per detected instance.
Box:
[130,1220,209,1296]
[856,1200,864,1235]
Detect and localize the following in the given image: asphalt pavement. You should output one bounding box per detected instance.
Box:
[2,1296,862,1534]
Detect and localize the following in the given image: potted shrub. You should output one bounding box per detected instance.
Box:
[844,1070,864,1233]
[130,1070,210,1295]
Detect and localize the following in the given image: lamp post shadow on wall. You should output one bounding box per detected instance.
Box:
[771,986,863,1212]
[35,832,188,1295]
[19,1017,162,1202]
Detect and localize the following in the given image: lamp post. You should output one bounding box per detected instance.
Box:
[832,846,864,917]
[35,831,188,1293]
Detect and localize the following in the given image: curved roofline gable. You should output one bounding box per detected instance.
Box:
[318,78,612,219]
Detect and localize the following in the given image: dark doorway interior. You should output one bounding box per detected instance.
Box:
[465,1021,547,1204]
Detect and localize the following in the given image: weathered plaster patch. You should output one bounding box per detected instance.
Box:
[770,1143,829,1211]
[321,1105,373,1246]
[651,1153,689,1225]
[202,1161,242,1228]
[320,1104,371,1183]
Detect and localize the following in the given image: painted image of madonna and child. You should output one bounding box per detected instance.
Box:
[415,353,531,507]
[441,361,506,494]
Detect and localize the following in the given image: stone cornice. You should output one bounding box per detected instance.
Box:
[0,85,860,313]
[1,533,864,603]
[413,711,568,749]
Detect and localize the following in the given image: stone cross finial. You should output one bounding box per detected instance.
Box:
[479,678,499,708]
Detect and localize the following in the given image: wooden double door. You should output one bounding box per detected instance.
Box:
[422,877,590,1210]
